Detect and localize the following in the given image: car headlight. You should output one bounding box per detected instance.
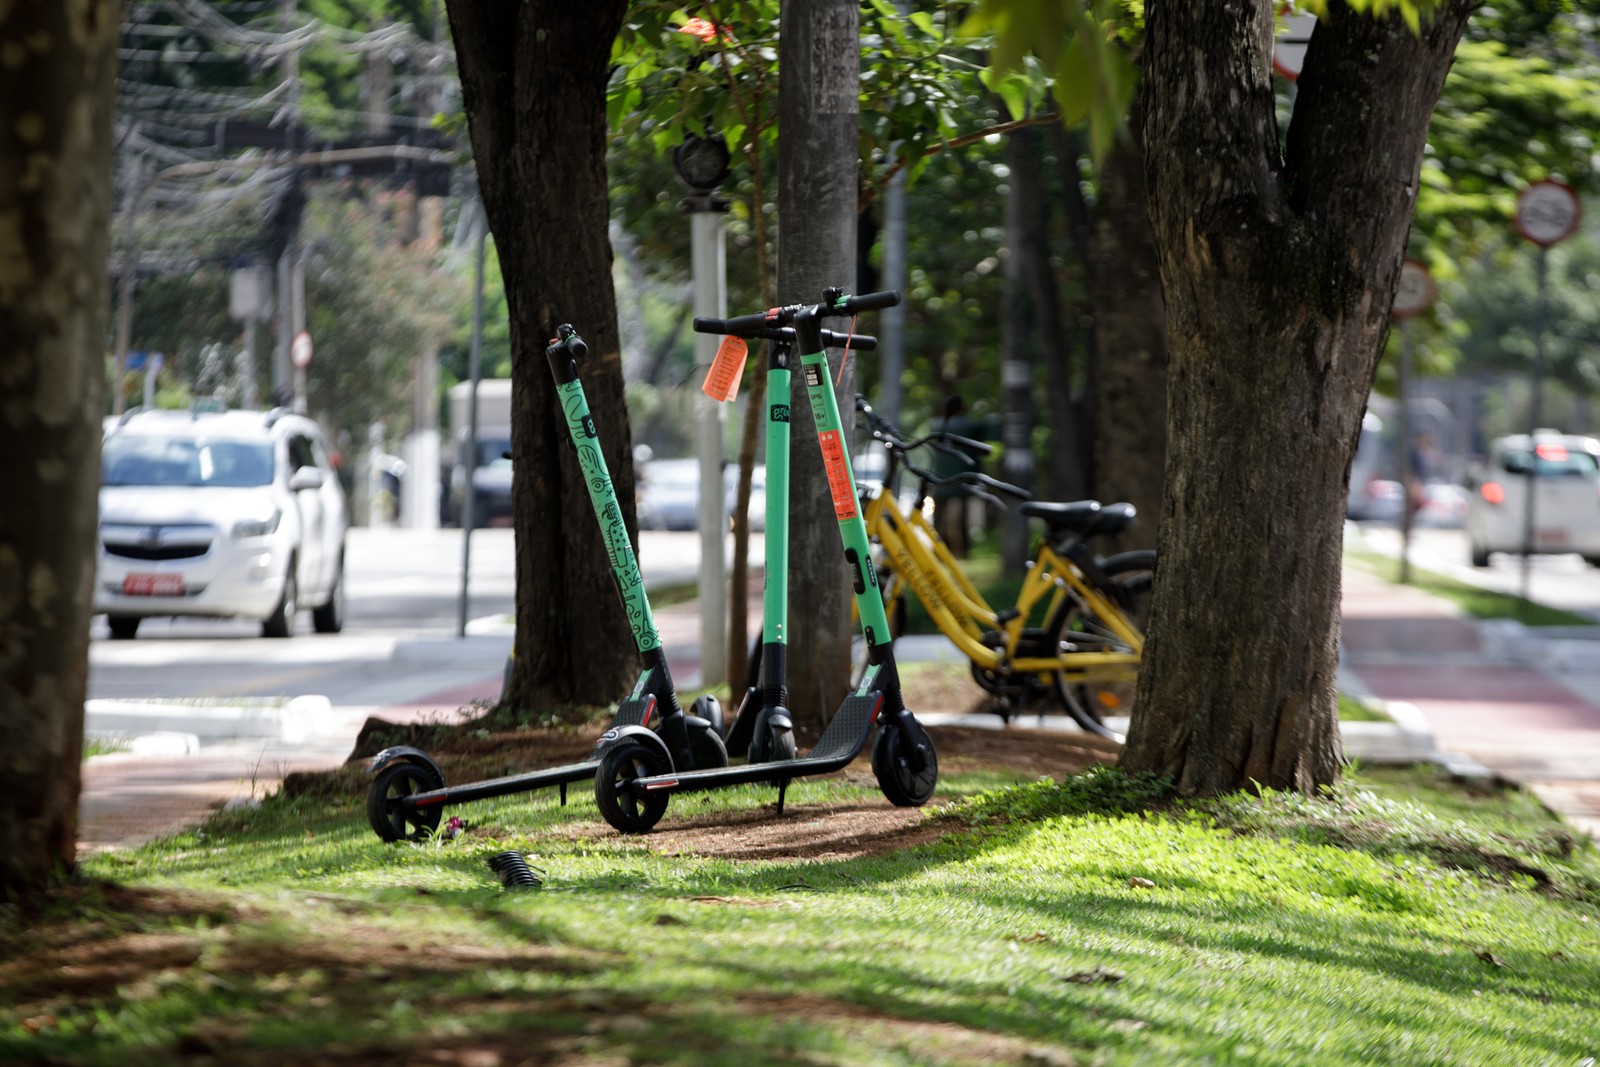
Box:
[233,510,282,539]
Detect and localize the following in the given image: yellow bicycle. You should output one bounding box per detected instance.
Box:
[854,397,1153,739]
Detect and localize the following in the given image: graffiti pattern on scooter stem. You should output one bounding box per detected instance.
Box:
[557,381,658,653]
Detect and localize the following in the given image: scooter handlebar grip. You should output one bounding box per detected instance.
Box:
[839,289,901,314]
[694,311,778,335]
[819,329,877,350]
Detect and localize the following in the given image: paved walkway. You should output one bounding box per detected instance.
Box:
[1338,561,1600,838]
[78,555,1600,851]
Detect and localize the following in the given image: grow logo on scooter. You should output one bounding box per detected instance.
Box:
[770,403,790,423]
[582,414,597,438]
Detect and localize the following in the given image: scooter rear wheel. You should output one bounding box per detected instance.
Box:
[687,719,730,770]
[689,694,725,737]
[596,739,672,833]
[872,726,938,807]
[367,762,445,842]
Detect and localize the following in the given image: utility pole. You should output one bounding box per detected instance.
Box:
[275,0,305,410]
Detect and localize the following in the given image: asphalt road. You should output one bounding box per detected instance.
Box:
[86,526,757,707]
[1357,522,1600,621]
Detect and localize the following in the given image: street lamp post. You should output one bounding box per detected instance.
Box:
[674,133,732,688]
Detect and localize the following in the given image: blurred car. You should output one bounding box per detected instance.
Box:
[1413,481,1469,528]
[95,407,349,639]
[638,457,767,531]
[445,429,513,528]
[1348,475,1404,524]
[724,462,766,532]
[1465,430,1600,567]
[638,457,702,530]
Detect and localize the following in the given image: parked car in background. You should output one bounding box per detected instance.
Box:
[1413,481,1470,528]
[442,378,513,528]
[95,407,349,638]
[724,462,766,532]
[445,429,513,528]
[638,457,702,530]
[1347,410,1400,521]
[637,457,767,532]
[1465,430,1600,567]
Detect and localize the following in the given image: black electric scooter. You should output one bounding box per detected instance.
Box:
[364,324,729,841]
[592,290,939,834]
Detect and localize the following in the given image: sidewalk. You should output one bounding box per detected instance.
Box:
[1338,560,1600,839]
[78,557,1600,851]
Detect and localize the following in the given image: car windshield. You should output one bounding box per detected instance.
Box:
[1501,446,1599,478]
[476,437,512,469]
[102,435,275,488]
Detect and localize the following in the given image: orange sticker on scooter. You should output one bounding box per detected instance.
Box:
[819,429,857,520]
[701,336,748,402]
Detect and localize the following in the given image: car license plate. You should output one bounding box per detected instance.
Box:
[1535,528,1569,546]
[123,573,184,596]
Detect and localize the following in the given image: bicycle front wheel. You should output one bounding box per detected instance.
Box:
[1050,551,1153,735]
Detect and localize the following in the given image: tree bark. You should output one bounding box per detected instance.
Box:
[1046,125,1096,504]
[1124,0,1472,794]
[1089,112,1166,554]
[0,0,117,897]
[999,124,1049,574]
[777,0,859,736]
[445,1,637,709]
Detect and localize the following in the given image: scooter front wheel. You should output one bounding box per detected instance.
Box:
[749,710,797,763]
[871,726,938,807]
[595,739,672,833]
[367,761,445,842]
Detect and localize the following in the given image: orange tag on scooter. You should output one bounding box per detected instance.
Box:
[702,336,748,403]
[819,429,858,521]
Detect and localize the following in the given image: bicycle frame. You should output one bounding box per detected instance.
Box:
[863,467,1143,684]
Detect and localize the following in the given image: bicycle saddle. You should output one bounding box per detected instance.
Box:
[1019,500,1137,537]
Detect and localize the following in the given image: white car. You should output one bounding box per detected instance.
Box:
[95,407,349,638]
[1466,430,1600,568]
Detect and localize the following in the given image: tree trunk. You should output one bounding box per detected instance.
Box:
[1123,0,1472,795]
[999,124,1049,574]
[777,0,859,737]
[0,0,117,897]
[1088,111,1166,553]
[445,1,637,709]
[1046,126,1095,504]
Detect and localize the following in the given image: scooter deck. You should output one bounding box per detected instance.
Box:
[635,692,882,795]
[406,695,655,810]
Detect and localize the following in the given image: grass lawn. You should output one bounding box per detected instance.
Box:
[8,745,1597,1065]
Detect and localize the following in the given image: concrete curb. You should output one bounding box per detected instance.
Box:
[86,694,334,744]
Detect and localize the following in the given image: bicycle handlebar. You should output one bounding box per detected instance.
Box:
[691,319,878,351]
[857,394,994,459]
[693,288,902,338]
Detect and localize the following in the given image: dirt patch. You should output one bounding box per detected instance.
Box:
[333,717,1119,864]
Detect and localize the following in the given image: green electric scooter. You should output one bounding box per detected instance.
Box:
[593,290,938,833]
[364,324,729,841]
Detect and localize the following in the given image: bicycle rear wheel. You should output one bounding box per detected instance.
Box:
[1049,552,1153,736]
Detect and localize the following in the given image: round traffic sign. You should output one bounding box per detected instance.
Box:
[291,330,314,369]
[1514,180,1582,247]
[1391,258,1436,319]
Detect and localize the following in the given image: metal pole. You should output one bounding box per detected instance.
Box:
[241,314,259,409]
[690,198,728,686]
[457,206,487,638]
[880,168,907,428]
[1519,245,1549,604]
[1397,318,1413,584]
